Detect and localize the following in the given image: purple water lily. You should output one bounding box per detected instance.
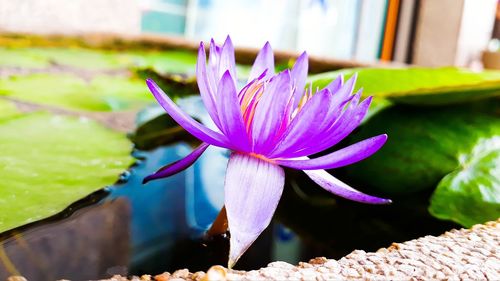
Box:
[143,36,390,267]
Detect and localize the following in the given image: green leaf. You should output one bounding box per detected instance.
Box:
[310,67,500,105]
[429,137,500,227]
[130,96,207,150]
[341,101,500,194]
[28,48,134,70]
[132,50,197,74]
[0,47,199,73]
[129,113,197,150]
[0,99,19,120]
[0,74,153,112]
[0,112,133,233]
[0,48,50,68]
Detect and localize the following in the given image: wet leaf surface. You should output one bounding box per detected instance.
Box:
[129,113,197,150]
[429,137,500,227]
[0,99,20,120]
[310,67,500,105]
[0,112,133,232]
[0,74,153,111]
[342,101,499,193]
[340,100,500,226]
[0,47,198,73]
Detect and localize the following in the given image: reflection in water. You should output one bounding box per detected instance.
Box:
[0,198,130,280]
[107,144,228,274]
[0,144,301,279]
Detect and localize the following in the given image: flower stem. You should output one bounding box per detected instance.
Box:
[207,206,228,236]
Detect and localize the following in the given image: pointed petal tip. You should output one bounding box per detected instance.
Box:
[142,174,154,184]
[142,170,166,184]
[145,78,158,92]
[228,230,256,269]
[304,169,392,205]
[365,197,392,205]
[227,258,237,269]
[262,41,272,51]
[221,69,233,80]
[366,194,392,205]
[198,42,205,53]
[337,74,345,87]
[364,95,374,104]
[346,73,358,86]
[223,35,234,48]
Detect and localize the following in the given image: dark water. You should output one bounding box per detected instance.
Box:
[0,144,307,280]
[0,99,459,280]
[0,142,458,280]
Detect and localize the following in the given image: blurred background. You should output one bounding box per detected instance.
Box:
[2,0,500,68]
[1,0,500,279]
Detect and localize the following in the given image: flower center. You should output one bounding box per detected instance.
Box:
[239,80,265,132]
[247,152,276,164]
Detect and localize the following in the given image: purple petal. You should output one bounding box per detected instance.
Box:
[225,153,285,268]
[282,74,353,156]
[248,42,274,82]
[196,42,222,129]
[330,73,357,107]
[143,143,210,183]
[283,94,371,158]
[325,74,343,93]
[251,70,293,153]
[268,89,332,157]
[304,169,391,204]
[216,71,251,152]
[219,36,237,86]
[207,38,221,92]
[275,134,387,170]
[291,52,308,106]
[146,79,230,148]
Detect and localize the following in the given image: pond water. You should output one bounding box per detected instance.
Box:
[0,143,299,280]
[0,138,458,280]
[1,42,498,281]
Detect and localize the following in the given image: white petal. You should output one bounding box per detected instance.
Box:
[224,153,285,267]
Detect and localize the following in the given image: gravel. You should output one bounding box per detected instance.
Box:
[87,218,500,281]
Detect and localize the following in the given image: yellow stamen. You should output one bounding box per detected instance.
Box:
[240,82,264,113]
[248,153,277,164]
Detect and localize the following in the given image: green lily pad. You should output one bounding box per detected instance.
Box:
[429,137,500,227]
[0,112,133,233]
[342,101,500,195]
[0,48,50,68]
[27,48,134,70]
[0,74,153,112]
[133,50,197,74]
[0,99,19,120]
[0,47,199,74]
[310,67,500,105]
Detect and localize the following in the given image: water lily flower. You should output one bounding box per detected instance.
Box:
[143,36,390,267]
